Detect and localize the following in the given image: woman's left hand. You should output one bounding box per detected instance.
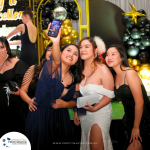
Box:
[52,99,67,109]
[12,87,20,96]
[130,127,142,144]
[83,102,97,112]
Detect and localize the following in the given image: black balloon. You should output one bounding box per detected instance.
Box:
[71,10,79,20]
[138,51,149,62]
[122,16,131,26]
[49,14,54,22]
[137,17,149,28]
[141,36,150,46]
[123,33,130,42]
[134,39,141,46]
[34,1,39,8]
[127,37,134,45]
[145,24,150,34]
[131,28,141,39]
[140,28,147,36]
[124,28,131,35]
[67,2,73,7]
[40,3,45,10]
[69,7,75,13]
[66,12,71,19]
[63,4,69,11]
[53,3,63,9]
[42,7,50,17]
[46,0,55,6]
[72,1,77,9]
[126,18,135,29]
[43,18,50,28]
[137,9,147,15]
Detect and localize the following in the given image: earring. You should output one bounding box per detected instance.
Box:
[94,52,97,59]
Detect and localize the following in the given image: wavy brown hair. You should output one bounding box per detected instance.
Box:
[78,37,105,78]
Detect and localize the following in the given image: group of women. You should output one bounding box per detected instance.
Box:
[0,6,150,150]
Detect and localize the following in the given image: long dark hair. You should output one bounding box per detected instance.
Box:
[22,6,33,20]
[61,44,82,88]
[0,37,16,61]
[106,44,130,77]
[31,43,53,83]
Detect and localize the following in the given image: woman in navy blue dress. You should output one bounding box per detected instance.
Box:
[25,26,82,150]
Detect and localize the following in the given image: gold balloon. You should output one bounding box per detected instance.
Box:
[61,27,69,36]
[128,58,133,64]
[132,59,138,66]
[70,29,79,40]
[66,26,72,33]
[44,39,51,49]
[72,41,76,45]
[135,66,140,72]
[61,36,72,46]
[129,63,134,69]
[122,3,147,24]
[41,29,49,40]
[137,60,141,66]
[62,19,72,27]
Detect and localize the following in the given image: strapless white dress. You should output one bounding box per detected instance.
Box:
[79,84,114,150]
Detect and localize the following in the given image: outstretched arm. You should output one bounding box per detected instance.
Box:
[6,24,23,40]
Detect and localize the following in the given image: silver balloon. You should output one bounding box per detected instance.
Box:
[53,6,67,20]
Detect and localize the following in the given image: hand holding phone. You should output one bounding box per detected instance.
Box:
[46,23,61,44]
[47,19,63,37]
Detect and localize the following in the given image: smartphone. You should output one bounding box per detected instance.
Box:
[47,19,63,37]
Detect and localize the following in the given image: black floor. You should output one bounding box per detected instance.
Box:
[71,119,128,150]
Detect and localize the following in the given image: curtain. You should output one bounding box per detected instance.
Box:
[105,0,150,20]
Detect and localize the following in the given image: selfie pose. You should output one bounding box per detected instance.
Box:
[25,26,82,150]
[0,37,28,137]
[105,44,150,150]
[74,37,114,150]
[6,7,38,66]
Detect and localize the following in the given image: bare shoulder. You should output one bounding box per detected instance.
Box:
[126,69,138,78]
[96,63,111,74]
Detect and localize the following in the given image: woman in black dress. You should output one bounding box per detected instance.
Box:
[105,44,150,150]
[6,7,38,66]
[0,37,28,137]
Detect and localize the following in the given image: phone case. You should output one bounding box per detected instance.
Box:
[47,19,63,37]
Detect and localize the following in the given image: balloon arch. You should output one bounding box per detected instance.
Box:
[28,0,90,64]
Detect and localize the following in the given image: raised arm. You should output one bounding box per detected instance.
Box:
[47,23,61,73]
[6,24,23,40]
[126,70,143,142]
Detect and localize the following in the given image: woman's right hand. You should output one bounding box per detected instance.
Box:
[46,23,61,44]
[0,48,7,64]
[73,112,80,126]
[28,97,37,112]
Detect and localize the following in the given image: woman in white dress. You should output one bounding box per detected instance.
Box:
[74,36,115,150]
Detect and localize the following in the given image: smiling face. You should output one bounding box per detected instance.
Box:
[61,45,79,66]
[79,39,96,60]
[105,47,122,68]
[45,46,52,60]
